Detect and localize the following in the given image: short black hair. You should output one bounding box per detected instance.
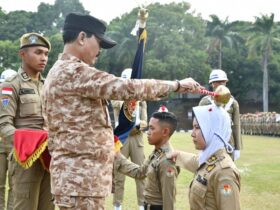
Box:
[62,30,93,44]
[151,111,178,136]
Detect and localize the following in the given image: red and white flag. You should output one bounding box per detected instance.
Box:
[1,87,13,95]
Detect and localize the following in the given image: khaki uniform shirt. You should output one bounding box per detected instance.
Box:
[0,68,44,150]
[176,149,241,210]
[199,95,242,150]
[43,53,176,197]
[115,142,178,210]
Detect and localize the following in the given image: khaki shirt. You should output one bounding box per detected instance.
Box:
[43,53,177,197]
[199,95,242,150]
[115,142,178,210]
[0,68,44,151]
[176,149,241,210]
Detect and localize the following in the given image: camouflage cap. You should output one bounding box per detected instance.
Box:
[20,32,51,50]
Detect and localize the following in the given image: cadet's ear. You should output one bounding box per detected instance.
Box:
[162,127,170,137]
[18,48,26,58]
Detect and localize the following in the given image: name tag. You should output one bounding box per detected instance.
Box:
[19,88,35,95]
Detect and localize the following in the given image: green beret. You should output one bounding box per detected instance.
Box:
[20,33,51,51]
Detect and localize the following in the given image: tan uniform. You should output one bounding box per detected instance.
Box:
[112,100,147,206]
[42,53,177,208]
[176,149,240,210]
[115,142,178,210]
[0,136,13,210]
[0,68,54,210]
[199,96,242,155]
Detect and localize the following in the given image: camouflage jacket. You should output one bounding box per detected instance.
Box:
[43,53,176,197]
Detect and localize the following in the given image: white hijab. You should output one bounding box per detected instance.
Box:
[193,104,233,166]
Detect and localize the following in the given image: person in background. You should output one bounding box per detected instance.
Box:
[169,104,241,210]
[115,110,179,210]
[0,33,54,210]
[199,69,242,161]
[112,68,147,210]
[0,68,17,210]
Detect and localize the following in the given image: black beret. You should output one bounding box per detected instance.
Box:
[63,13,117,49]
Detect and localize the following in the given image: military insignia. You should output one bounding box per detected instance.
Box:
[196,174,208,186]
[123,99,137,122]
[21,72,29,80]
[208,155,217,163]
[19,88,35,95]
[206,164,216,172]
[166,167,175,177]
[1,98,10,108]
[1,87,13,95]
[28,35,38,44]
[221,184,232,196]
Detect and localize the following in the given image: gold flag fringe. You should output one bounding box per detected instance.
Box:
[13,140,48,169]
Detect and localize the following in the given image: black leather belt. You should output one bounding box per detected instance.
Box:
[144,203,163,210]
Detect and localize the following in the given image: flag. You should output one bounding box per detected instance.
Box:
[114,27,147,151]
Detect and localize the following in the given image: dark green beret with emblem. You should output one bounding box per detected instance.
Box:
[20,32,51,50]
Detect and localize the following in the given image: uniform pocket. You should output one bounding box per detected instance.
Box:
[191,180,207,198]
[54,195,76,208]
[19,95,40,117]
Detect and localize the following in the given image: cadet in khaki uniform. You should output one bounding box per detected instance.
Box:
[0,33,54,210]
[115,111,179,210]
[112,68,147,210]
[199,69,241,161]
[170,104,241,210]
[0,69,17,210]
[42,13,201,210]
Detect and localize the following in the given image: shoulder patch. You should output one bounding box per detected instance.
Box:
[220,183,233,196]
[166,167,175,177]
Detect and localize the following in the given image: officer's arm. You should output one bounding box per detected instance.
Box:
[139,101,148,130]
[114,153,148,179]
[159,160,178,210]
[213,169,241,210]
[175,151,199,173]
[0,83,18,143]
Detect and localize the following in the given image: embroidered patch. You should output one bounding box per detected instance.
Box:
[166,167,175,177]
[221,184,232,196]
[1,87,13,95]
[1,98,10,107]
[206,164,216,172]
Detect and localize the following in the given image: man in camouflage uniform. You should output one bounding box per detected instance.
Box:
[199,69,241,161]
[0,33,54,210]
[43,13,201,209]
[115,111,179,210]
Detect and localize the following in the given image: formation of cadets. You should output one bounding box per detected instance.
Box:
[240,112,280,136]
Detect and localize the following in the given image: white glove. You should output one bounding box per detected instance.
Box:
[234,150,240,161]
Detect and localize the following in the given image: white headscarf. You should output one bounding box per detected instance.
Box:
[193,104,233,166]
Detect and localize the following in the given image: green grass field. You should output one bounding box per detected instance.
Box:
[105,133,280,210]
[6,133,279,210]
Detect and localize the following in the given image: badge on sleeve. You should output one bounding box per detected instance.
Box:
[221,184,232,196]
[1,87,13,95]
[1,98,10,108]
[166,167,175,177]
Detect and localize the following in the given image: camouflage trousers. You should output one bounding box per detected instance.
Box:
[54,195,105,210]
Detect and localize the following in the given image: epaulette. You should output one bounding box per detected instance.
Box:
[5,74,17,82]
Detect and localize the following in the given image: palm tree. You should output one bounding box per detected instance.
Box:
[206,15,242,69]
[246,13,280,112]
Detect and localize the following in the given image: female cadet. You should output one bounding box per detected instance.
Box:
[170,104,241,210]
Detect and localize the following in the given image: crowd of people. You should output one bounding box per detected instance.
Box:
[0,9,247,210]
[240,112,280,136]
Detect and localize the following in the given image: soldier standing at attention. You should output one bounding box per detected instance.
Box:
[0,33,54,210]
[0,69,17,210]
[169,104,241,210]
[112,68,147,210]
[115,110,179,210]
[199,69,242,161]
[43,12,201,210]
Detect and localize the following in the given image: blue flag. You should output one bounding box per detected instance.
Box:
[114,28,147,146]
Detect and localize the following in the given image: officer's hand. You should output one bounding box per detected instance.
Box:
[139,120,147,130]
[166,151,180,162]
[176,78,202,94]
[234,150,241,161]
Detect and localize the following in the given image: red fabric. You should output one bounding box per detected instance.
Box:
[14,129,51,170]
